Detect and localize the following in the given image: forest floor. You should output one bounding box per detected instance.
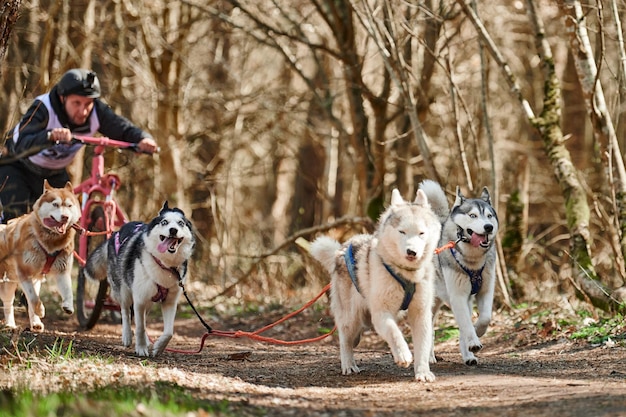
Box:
[1,289,625,417]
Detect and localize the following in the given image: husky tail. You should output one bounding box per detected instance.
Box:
[82,241,109,281]
[419,180,449,223]
[310,236,342,274]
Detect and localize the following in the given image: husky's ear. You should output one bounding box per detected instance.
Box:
[390,189,404,206]
[64,181,73,192]
[43,179,52,192]
[453,186,465,207]
[160,201,170,214]
[480,187,491,205]
[414,189,430,207]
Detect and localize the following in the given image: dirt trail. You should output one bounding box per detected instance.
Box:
[2,306,625,417]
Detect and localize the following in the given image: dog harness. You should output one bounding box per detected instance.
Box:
[113,223,145,254]
[150,255,186,303]
[449,248,484,295]
[36,241,60,276]
[151,283,169,303]
[343,244,361,293]
[343,243,416,311]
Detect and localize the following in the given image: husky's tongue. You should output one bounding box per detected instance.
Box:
[43,217,68,234]
[158,237,179,253]
[470,232,487,247]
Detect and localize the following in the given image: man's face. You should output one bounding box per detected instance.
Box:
[62,94,94,125]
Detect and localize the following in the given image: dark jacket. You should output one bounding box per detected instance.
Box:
[6,84,152,176]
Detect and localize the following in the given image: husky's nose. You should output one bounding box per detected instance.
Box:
[168,227,178,237]
[60,215,69,223]
[407,249,416,257]
[484,224,493,233]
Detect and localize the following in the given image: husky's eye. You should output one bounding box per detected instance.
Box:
[469,213,477,218]
[178,220,185,227]
[160,220,168,226]
[399,230,406,235]
[53,202,60,208]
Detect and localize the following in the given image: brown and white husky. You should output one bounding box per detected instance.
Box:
[0,180,81,332]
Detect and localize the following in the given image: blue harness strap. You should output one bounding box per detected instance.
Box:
[343,243,361,294]
[383,263,416,311]
[450,248,484,295]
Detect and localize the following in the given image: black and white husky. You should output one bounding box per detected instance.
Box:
[83,201,195,357]
[419,180,499,365]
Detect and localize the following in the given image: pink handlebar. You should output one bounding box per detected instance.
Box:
[72,135,137,149]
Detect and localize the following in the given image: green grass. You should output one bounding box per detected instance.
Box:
[45,338,75,362]
[570,313,625,345]
[0,382,244,417]
[435,326,459,343]
[0,333,266,416]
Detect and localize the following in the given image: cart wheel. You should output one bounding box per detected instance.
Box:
[76,205,110,329]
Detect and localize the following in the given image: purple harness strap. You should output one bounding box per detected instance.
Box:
[113,223,144,254]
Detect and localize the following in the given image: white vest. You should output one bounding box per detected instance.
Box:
[12,93,101,170]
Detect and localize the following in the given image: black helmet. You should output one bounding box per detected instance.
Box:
[57,68,101,98]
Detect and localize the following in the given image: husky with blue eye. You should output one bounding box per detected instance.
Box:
[419,180,499,366]
[83,201,195,357]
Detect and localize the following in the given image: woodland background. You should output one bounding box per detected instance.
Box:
[1,0,626,314]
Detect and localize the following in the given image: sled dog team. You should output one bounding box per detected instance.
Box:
[0,179,498,381]
[0,180,196,357]
[311,180,498,381]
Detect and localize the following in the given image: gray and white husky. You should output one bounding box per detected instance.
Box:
[311,189,441,382]
[419,180,498,365]
[83,201,195,357]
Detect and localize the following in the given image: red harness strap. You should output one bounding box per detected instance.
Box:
[37,241,60,275]
[150,255,179,303]
[152,284,169,302]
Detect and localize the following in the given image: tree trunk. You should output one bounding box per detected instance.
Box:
[0,1,20,72]
[456,0,622,311]
[557,0,626,283]
[529,0,622,311]
[329,0,373,217]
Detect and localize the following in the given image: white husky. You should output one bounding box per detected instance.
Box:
[311,189,441,381]
[419,180,499,365]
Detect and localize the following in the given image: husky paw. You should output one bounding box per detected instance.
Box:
[30,321,44,333]
[61,296,74,314]
[414,370,436,383]
[463,351,478,366]
[3,321,17,329]
[151,335,172,357]
[468,341,483,353]
[135,344,150,357]
[465,357,478,366]
[394,346,413,368]
[341,363,360,375]
[339,349,360,375]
